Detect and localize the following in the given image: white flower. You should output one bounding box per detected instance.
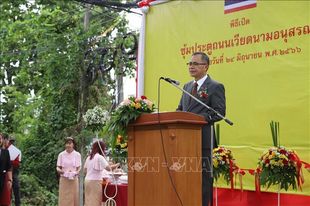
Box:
[83,106,110,127]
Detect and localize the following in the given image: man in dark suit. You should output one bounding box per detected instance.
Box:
[177,52,226,206]
[0,133,13,199]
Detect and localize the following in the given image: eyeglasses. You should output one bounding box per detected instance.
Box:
[186,62,207,66]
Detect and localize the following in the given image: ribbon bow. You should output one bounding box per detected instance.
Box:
[248,168,261,197]
[138,0,155,7]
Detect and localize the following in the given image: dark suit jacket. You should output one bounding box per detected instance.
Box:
[177,75,226,149]
[0,148,11,196]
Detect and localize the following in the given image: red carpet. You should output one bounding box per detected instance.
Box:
[215,188,310,206]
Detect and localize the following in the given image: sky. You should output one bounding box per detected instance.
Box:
[123,8,142,98]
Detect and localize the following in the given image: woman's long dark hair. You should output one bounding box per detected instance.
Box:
[89,141,106,160]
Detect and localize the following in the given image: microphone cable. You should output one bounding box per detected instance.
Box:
[157,78,184,206]
[98,140,118,206]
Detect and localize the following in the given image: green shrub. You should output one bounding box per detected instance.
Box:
[19,174,58,206]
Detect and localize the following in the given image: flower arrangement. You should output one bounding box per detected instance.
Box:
[213,145,235,184]
[198,87,209,98]
[258,121,304,191]
[212,124,244,190]
[102,95,156,149]
[258,146,302,190]
[112,135,128,163]
[83,106,110,132]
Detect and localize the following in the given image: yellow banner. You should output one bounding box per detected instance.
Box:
[143,0,309,195]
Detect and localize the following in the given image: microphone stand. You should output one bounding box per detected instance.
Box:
[168,81,233,126]
[209,114,215,206]
[164,80,233,206]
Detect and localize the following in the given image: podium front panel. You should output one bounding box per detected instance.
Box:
[128,113,204,206]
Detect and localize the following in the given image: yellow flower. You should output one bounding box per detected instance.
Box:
[271,165,274,169]
[121,143,127,148]
[116,139,120,145]
[135,102,141,109]
[265,163,269,167]
[131,102,136,107]
[213,159,219,167]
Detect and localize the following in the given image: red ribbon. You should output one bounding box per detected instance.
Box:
[290,153,305,191]
[234,166,245,193]
[229,162,246,200]
[247,168,261,197]
[239,169,246,175]
[238,169,245,200]
[301,161,310,172]
[138,0,155,7]
[229,159,234,190]
[228,159,246,198]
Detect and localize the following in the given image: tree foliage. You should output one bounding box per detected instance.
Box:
[1,0,138,203]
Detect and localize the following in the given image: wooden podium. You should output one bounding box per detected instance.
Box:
[127,111,207,206]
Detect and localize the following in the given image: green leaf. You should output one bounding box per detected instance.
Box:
[270,121,280,147]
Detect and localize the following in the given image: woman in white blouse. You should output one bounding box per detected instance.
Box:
[84,141,119,206]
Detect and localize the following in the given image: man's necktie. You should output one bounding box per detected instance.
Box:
[190,82,198,103]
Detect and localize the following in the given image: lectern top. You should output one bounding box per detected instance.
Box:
[128,111,208,127]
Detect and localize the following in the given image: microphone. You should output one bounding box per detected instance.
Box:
[160,77,180,85]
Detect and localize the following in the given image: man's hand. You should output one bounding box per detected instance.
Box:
[7,180,12,190]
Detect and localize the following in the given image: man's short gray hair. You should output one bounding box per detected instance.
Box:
[192,52,209,65]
